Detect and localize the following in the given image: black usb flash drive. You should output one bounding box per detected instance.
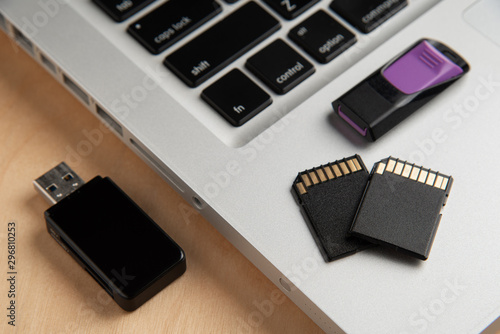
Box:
[332,39,469,141]
[34,162,186,311]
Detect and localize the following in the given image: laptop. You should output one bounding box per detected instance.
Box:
[1,0,499,332]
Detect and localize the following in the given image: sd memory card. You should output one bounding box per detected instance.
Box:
[292,155,372,262]
[350,157,453,260]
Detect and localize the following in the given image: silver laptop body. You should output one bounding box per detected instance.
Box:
[1,0,499,332]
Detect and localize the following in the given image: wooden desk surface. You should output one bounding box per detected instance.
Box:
[0,32,323,333]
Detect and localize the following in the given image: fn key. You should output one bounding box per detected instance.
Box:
[201,70,272,127]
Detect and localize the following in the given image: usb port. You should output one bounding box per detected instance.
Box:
[96,105,123,136]
[13,26,34,55]
[40,53,57,74]
[63,74,90,105]
[0,12,7,32]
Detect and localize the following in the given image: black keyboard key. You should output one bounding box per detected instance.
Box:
[201,69,272,126]
[128,0,222,55]
[262,0,319,20]
[164,2,281,87]
[289,10,356,64]
[246,39,315,95]
[329,0,408,33]
[93,0,156,22]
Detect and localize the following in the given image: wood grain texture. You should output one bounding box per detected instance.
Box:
[0,32,323,334]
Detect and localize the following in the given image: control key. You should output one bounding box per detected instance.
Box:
[246,39,315,94]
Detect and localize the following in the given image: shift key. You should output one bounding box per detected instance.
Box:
[164,2,281,88]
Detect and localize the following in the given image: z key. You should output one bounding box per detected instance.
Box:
[263,0,320,20]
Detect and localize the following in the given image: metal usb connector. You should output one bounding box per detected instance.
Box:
[33,162,85,204]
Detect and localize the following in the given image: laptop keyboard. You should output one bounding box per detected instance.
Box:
[90,0,435,136]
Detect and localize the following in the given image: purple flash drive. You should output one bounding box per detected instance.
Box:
[333,39,469,141]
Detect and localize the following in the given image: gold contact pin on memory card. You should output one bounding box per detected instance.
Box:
[376,158,451,190]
